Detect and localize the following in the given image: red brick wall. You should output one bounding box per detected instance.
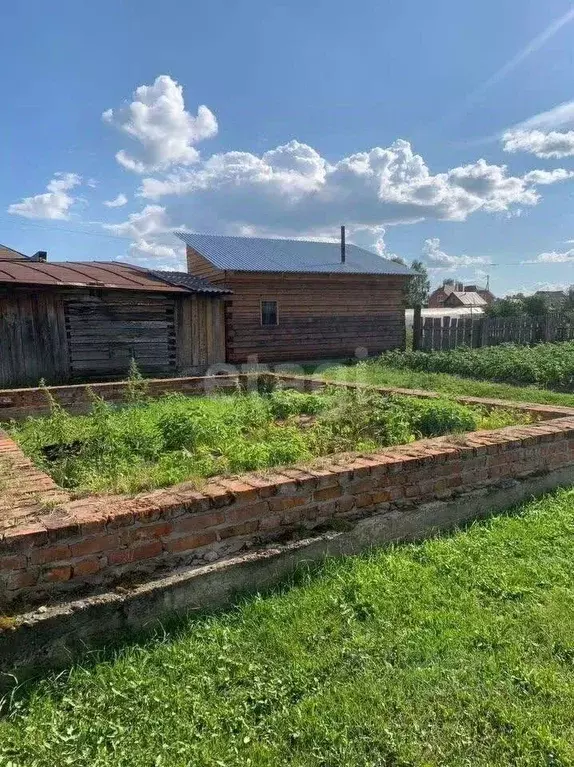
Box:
[3,413,574,608]
[0,374,247,420]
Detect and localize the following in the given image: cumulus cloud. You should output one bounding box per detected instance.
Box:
[98,78,574,260]
[103,193,128,208]
[135,137,571,239]
[523,168,574,185]
[103,75,218,173]
[522,248,574,264]
[422,237,492,271]
[8,173,81,220]
[103,204,183,265]
[503,101,574,158]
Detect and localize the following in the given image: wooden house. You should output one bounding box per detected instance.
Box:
[0,246,229,386]
[177,230,413,363]
[443,291,487,309]
[429,281,495,309]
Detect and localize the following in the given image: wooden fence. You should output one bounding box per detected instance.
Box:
[412,309,574,352]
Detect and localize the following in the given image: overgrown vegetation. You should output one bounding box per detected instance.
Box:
[3,488,574,765]
[7,385,528,495]
[376,342,574,389]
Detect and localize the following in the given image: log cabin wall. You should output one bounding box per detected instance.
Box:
[219,272,408,363]
[0,287,69,387]
[0,286,226,386]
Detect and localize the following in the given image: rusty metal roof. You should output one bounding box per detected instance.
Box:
[0,260,189,292]
[0,243,30,260]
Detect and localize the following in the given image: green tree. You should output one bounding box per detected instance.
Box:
[406,260,430,308]
[563,286,574,313]
[523,294,549,317]
[485,298,524,317]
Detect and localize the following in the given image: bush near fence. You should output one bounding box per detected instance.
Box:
[381,343,574,389]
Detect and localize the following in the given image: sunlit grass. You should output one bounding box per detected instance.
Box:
[3,488,574,765]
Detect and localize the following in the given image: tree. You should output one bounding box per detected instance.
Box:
[563,286,574,313]
[522,294,548,317]
[406,259,430,308]
[485,298,524,317]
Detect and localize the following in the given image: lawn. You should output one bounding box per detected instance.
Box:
[316,357,574,407]
[3,487,574,765]
[6,386,528,495]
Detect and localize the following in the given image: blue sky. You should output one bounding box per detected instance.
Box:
[3,0,574,295]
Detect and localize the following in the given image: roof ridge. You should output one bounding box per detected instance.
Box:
[175,230,344,246]
[176,231,414,276]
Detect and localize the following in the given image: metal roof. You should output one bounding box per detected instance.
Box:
[150,270,232,295]
[0,261,189,292]
[449,291,487,307]
[0,243,30,261]
[176,232,414,276]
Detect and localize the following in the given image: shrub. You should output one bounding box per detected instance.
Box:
[267,389,329,419]
[407,398,478,437]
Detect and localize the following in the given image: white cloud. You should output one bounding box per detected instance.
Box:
[523,248,574,264]
[508,101,574,133]
[134,137,571,238]
[103,75,218,173]
[104,204,170,239]
[503,101,574,158]
[98,79,574,259]
[103,193,128,208]
[422,237,492,271]
[523,168,574,185]
[103,204,183,265]
[504,129,574,159]
[8,173,81,220]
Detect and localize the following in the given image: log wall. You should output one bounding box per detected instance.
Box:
[223,272,408,362]
[0,286,226,386]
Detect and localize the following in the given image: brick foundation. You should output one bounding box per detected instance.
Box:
[2,374,574,609]
[0,374,248,421]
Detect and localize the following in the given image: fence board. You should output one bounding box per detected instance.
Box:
[415,311,574,352]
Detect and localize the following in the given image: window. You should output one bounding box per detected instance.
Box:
[261,300,278,326]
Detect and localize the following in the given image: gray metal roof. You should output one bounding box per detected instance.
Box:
[176,232,414,276]
[150,270,231,295]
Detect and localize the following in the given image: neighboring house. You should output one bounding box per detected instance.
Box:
[443,291,487,308]
[428,280,494,308]
[0,251,229,386]
[534,290,566,310]
[0,242,46,261]
[477,289,495,305]
[178,231,413,363]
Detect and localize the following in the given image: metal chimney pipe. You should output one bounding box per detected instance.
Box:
[340,225,346,264]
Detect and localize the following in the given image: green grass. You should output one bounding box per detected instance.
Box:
[316,358,574,407]
[6,387,527,496]
[3,488,574,765]
[376,343,574,390]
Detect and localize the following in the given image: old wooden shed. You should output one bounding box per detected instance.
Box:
[178,230,413,363]
[0,247,229,386]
